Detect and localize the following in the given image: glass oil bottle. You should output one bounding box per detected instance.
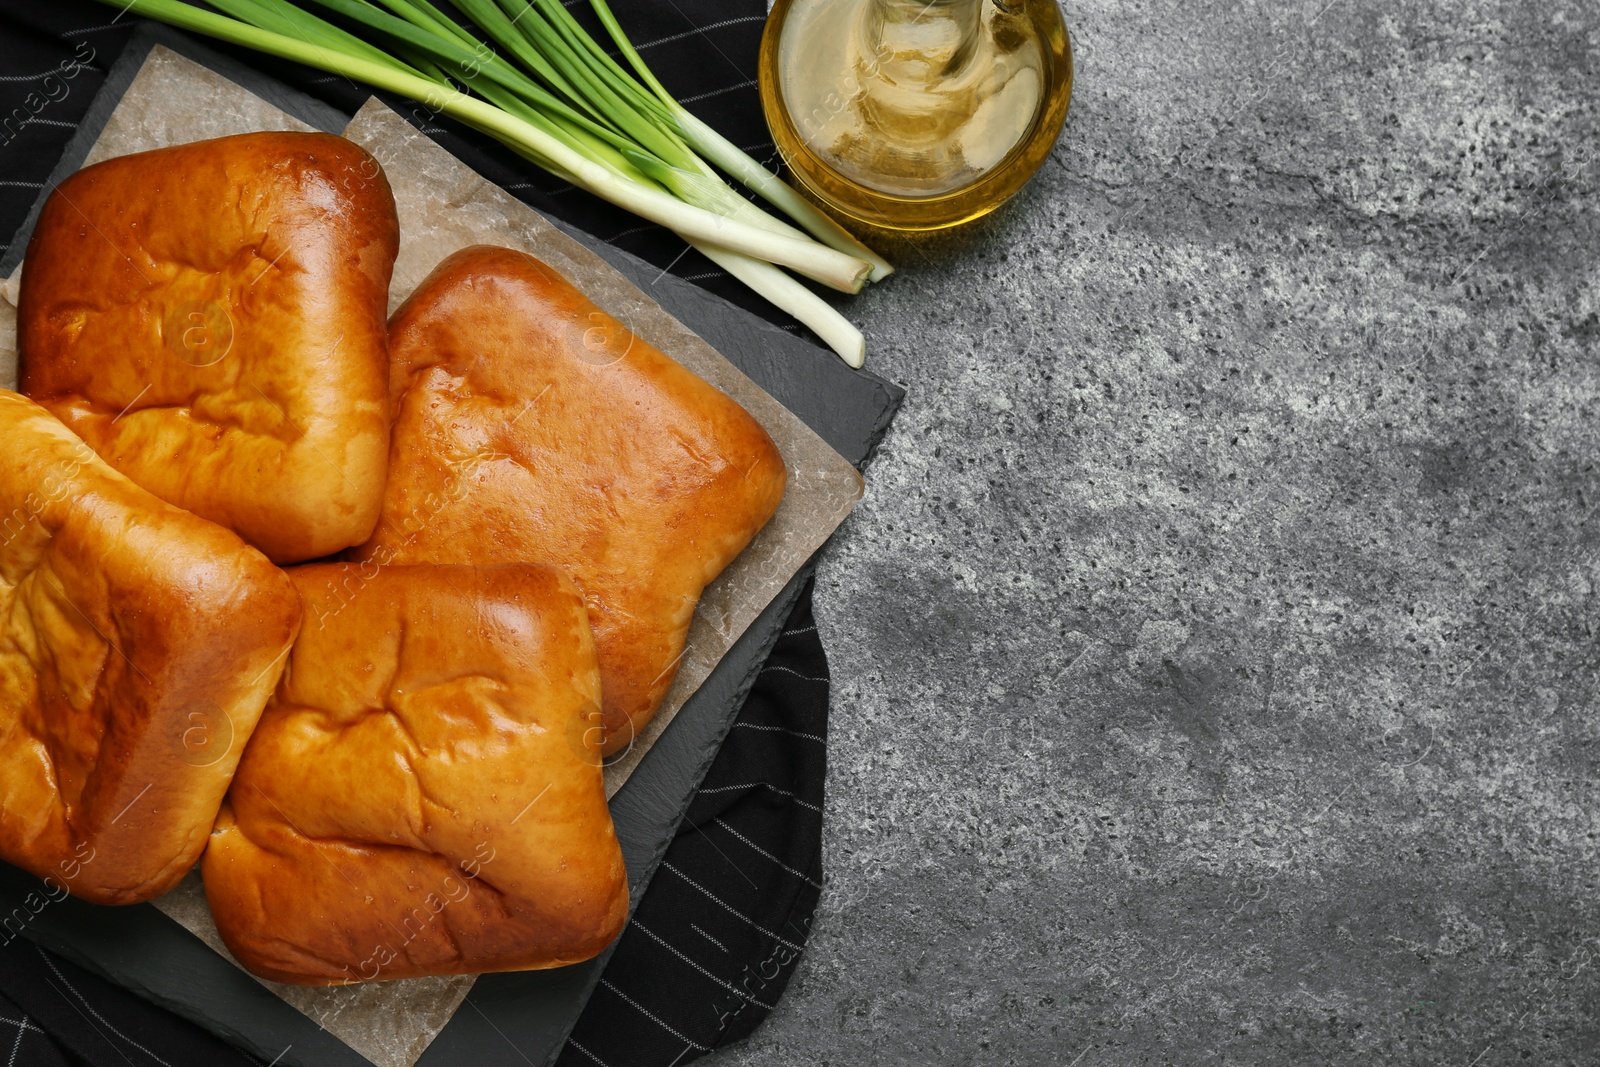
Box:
[759,0,1074,234]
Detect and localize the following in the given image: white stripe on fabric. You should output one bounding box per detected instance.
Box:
[764,664,828,684]
[691,922,729,953]
[697,781,822,813]
[38,946,175,1066]
[677,78,758,105]
[633,16,765,51]
[63,21,131,36]
[732,721,825,743]
[630,920,776,1008]
[598,980,710,1051]
[566,1038,612,1067]
[660,861,805,951]
[713,817,824,889]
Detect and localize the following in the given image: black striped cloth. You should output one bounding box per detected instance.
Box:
[0,2,831,1064]
[0,940,260,1066]
[558,586,828,1067]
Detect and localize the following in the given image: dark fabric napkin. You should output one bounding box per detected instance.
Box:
[0,2,831,1064]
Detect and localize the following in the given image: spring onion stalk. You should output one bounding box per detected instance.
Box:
[693,244,866,367]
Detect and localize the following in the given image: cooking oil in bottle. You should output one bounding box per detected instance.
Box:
[759,0,1073,234]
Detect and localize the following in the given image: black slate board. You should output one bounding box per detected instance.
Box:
[0,25,903,1067]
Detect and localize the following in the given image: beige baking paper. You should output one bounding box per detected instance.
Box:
[0,45,863,1067]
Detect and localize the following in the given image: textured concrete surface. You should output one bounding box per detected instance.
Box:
[705,0,1600,1063]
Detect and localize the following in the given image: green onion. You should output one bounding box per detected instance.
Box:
[695,244,867,367]
[91,0,886,365]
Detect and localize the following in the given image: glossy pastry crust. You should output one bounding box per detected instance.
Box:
[17,131,398,564]
[202,563,629,985]
[0,390,301,906]
[354,245,787,754]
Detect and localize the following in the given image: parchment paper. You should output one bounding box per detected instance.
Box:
[0,45,864,1067]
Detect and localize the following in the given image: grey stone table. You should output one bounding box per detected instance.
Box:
[704,0,1599,1063]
